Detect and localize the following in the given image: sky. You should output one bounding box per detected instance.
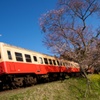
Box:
[0,0,100,56]
[0,0,57,55]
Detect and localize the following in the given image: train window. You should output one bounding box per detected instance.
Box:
[53,60,56,65]
[63,62,65,66]
[7,51,12,60]
[39,57,43,64]
[66,62,70,66]
[33,56,37,62]
[57,60,60,65]
[25,54,32,62]
[15,52,23,61]
[60,62,62,66]
[44,58,48,64]
[49,59,52,65]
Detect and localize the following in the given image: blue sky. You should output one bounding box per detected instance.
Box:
[0,0,57,55]
[0,0,100,56]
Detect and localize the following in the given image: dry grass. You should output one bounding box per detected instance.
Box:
[0,81,73,100]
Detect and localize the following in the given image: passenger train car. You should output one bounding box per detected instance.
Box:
[0,42,80,89]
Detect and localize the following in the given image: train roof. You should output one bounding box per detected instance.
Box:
[0,42,54,58]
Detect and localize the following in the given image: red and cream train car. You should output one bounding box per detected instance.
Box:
[0,42,80,89]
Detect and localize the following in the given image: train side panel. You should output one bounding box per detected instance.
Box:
[3,62,68,75]
[0,42,80,77]
[0,43,69,75]
[0,62,6,75]
[0,43,8,75]
[0,42,81,90]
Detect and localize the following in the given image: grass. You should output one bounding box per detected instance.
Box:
[68,74,100,100]
[0,74,100,100]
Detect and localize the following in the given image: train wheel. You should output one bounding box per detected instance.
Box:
[23,75,37,86]
[29,76,37,85]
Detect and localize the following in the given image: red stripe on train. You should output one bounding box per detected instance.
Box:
[0,61,80,75]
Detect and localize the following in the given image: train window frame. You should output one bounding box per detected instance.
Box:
[57,60,60,66]
[63,62,65,66]
[53,60,56,65]
[49,59,52,65]
[33,56,37,62]
[39,57,43,64]
[60,62,62,66]
[15,52,23,62]
[7,50,12,60]
[0,53,1,59]
[44,58,48,64]
[25,54,32,62]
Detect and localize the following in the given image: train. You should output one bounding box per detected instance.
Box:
[0,42,80,90]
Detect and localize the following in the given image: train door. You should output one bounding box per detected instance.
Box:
[32,55,41,73]
[7,50,16,72]
[37,57,43,73]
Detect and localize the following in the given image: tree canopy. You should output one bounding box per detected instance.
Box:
[39,0,100,70]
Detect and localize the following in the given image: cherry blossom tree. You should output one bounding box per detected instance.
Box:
[39,1,100,97]
[39,0,100,71]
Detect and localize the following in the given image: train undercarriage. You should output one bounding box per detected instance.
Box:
[0,72,66,90]
[0,72,80,91]
[0,74,37,90]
